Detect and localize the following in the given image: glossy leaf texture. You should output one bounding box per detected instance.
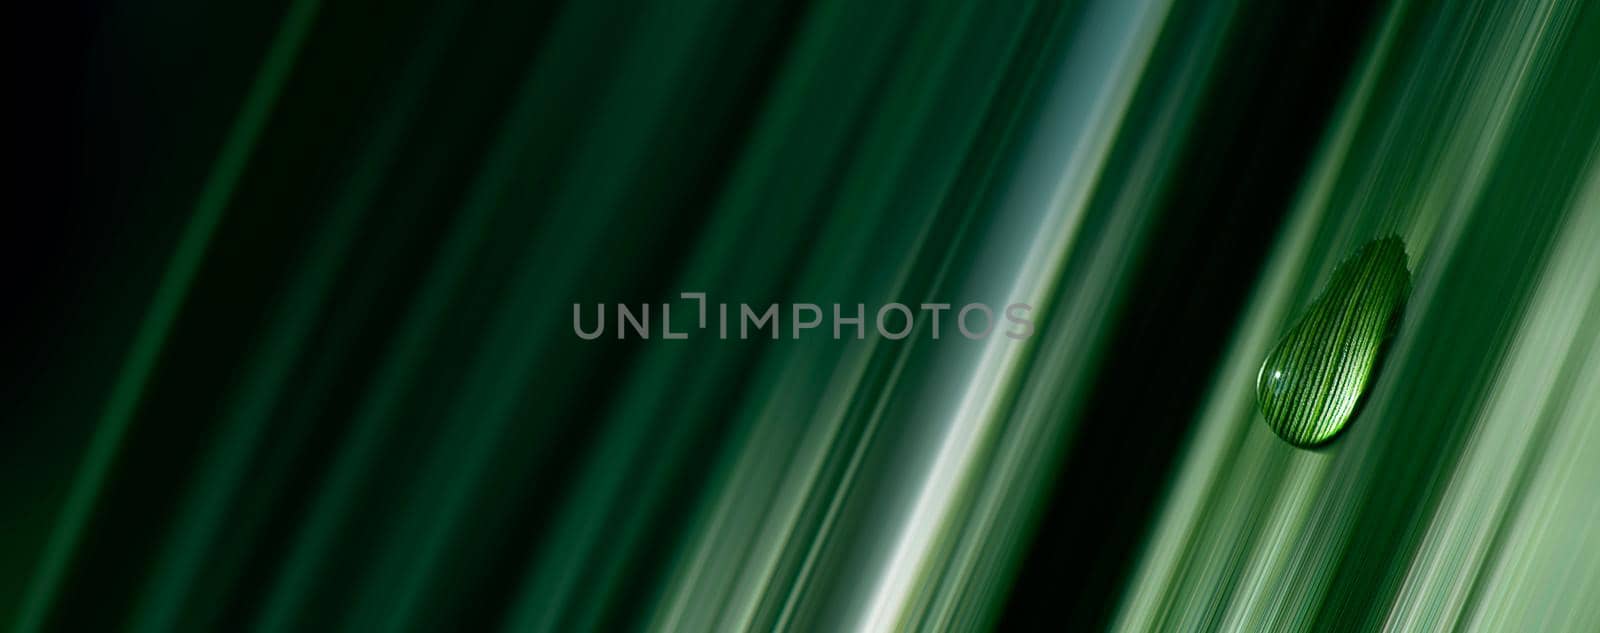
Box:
[1257,236,1411,447]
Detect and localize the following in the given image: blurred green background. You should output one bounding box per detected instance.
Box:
[6,0,1600,630]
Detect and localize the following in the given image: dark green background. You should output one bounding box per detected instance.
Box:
[8,0,1600,630]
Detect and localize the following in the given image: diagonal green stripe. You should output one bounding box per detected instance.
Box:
[10,0,323,630]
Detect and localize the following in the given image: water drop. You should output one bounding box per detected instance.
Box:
[1257,236,1411,447]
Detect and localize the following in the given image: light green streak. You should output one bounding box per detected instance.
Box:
[1111,0,1600,628]
[1385,158,1600,632]
[856,0,1176,628]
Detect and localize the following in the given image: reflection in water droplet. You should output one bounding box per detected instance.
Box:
[1257,236,1411,448]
